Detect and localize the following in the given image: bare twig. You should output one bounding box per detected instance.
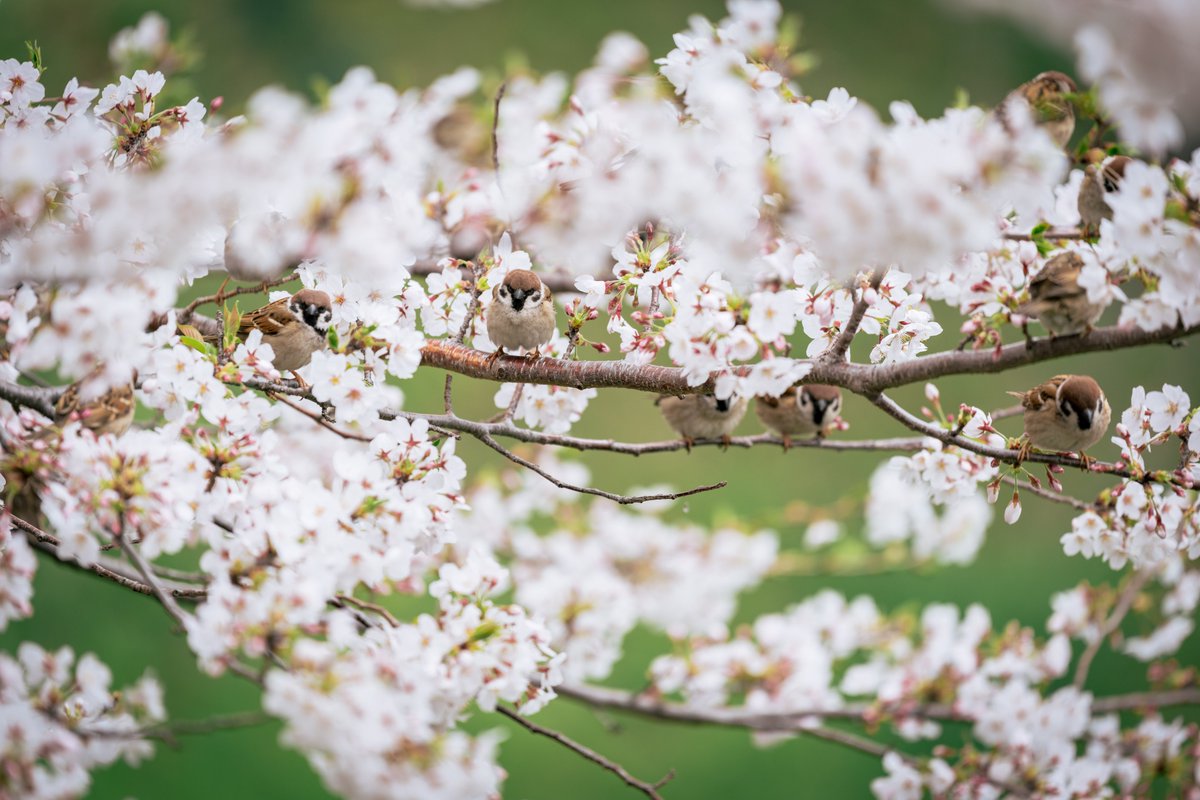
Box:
[823,271,880,364]
[491,81,507,176]
[117,523,191,628]
[1002,228,1087,241]
[178,275,295,323]
[1001,476,1096,512]
[80,711,272,746]
[475,431,725,504]
[13,515,206,600]
[333,593,400,627]
[446,260,483,416]
[272,392,372,442]
[1092,687,1200,713]
[1073,569,1154,690]
[496,705,671,800]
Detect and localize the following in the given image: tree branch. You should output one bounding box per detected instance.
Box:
[473,429,725,504]
[496,705,672,800]
[117,524,192,628]
[13,515,206,600]
[823,271,880,364]
[0,380,60,418]
[1073,569,1154,690]
[415,321,1200,399]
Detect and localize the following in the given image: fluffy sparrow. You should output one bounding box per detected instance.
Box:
[210,289,332,378]
[1016,251,1105,337]
[51,373,137,437]
[485,269,556,363]
[1077,155,1132,236]
[657,393,748,450]
[755,385,842,450]
[998,71,1077,149]
[1010,374,1110,467]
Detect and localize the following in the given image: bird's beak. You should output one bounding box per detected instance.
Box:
[510,288,527,310]
[714,398,730,413]
[812,400,829,425]
[1077,408,1093,430]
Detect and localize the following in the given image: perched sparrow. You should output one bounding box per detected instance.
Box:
[1010,374,1111,467]
[755,385,842,450]
[656,393,748,450]
[210,289,332,376]
[1016,251,1105,337]
[1077,155,1132,236]
[998,71,1077,149]
[51,374,137,437]
[485,269,556,363]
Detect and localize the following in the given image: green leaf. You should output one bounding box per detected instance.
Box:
[24,41,43,73]
[223,302,242,350]
[180,336,215,357]
[326,326,340,350]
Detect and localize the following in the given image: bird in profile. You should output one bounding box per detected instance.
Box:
[997,71,1078,149]
[484,269,556,365]
[207,289,332,385]
[1010,374,1110,468]
[755,385,842,450]
[657,393,748,451]
[1016,251,1105,338]
[1077,155,1132,237]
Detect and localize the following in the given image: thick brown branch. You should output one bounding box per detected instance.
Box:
[0,381,60,418]
[497,705,671,800]
[416,322,1200,398]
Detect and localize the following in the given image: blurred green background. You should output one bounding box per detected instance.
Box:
[2,1,1197,798]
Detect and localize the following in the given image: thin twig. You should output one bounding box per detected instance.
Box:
[333,593,400,627]
[496,705,671,800]
[272,392,372,442]
[117,524,190,628]
[80,711,272,746]
[475,431,725,504]
[1073,569,1154,690]
[445,260,482,416]
[1001,475,1096,512]
[823,270,880,364]
[13,515,206,599]
[491,81,507,176]
[178,275,295,322]
[1002,228,1087,241]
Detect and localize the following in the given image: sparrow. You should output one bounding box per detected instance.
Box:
[1016,251,1105,337]
[755,385,842,450]
[1077,155,1132,237]
[1010,374,1110,467]
[997,71,1077,149]
[51,373,137,437]
[656,393,748,450]
[209,289,332,378]
[485,269,556,363]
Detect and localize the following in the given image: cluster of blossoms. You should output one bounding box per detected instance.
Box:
[0,0,1199,798]
[0,643,164,799]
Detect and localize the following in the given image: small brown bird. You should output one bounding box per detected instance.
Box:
[484,269,556,363]
[51,374,137,437]
[1077,155,1132,236]
[657,393,748,450]
[998,71,1078,149]
[755,385,842,450]
[1011,374,1111,467]
[210,289,332,378]
[1016,251,1105,338]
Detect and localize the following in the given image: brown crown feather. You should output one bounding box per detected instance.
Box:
[1033,71,1077,93]
[803,385,842,404]
[502,269,543,293]
[1058,375,1104,409]
[292,289,332,309]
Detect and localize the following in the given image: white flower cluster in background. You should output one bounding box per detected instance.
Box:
[0,643,164,800]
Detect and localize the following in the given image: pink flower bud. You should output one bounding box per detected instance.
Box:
[1004,490,1022,524]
